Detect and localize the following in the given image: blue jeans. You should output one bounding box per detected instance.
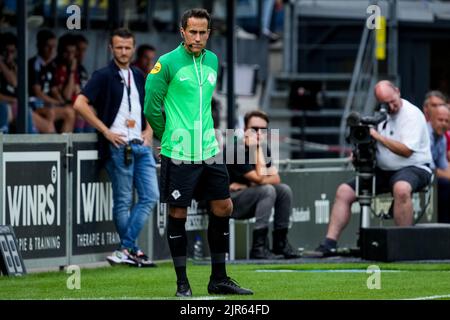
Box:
[105,143,159,251]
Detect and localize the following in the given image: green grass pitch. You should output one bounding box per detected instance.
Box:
[1,261,450,300]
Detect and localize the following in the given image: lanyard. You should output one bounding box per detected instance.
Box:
[123,69,132,113]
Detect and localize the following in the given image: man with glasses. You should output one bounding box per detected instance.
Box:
[226,110,299,260]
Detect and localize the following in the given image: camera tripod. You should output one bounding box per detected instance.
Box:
[355,170,376,228]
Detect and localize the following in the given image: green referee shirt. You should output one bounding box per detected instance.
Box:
[144,43,219,161]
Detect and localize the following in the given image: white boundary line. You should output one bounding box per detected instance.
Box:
[405,294,450,300]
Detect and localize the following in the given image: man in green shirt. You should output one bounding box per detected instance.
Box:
[144,8,252,297]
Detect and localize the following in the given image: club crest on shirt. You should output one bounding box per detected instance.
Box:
[207,73,216,85]
[150,61,161,74]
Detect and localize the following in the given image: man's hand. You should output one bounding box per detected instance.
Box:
[370,127,413,157]
[245,129,259,147]
[156,146,162,160]
[70,59,78,73]
[230,182,248,192]
[103,129,127,148]
[370,127,382,141]
[142,129,153,146]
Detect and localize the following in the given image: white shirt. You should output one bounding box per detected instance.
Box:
[376,99,432,172]
[110,68,143,142]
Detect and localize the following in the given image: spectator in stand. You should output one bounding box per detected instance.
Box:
[0,32,17,133]
[72,34,94,133]
[51,34,80,105]
[132,44,156,76]
[29,29,75,133]
[441,100,450,162]
[50,33,79,132]
[0,32,36,133]
[74,34,89,88]
[428,104,450,223]
[422,90,447,122]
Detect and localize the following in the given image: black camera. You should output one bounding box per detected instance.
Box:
[124,145,132,166]
[346,103,388,173]
[345,103,388,212]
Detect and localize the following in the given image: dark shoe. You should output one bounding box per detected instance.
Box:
[208,277,253,295]
[303,244,337,258]
[250,228,279,259]
[129,250,157,268]
[272,228,300,259]
[176,280,192,297]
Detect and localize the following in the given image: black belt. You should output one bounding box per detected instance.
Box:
[129,139,143,145]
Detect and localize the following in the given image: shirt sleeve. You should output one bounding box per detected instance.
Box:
[28,59,38,87]
[437,139,449,170]
[398,109,426,152]
[80,70,102,104]
[144,59,170,141]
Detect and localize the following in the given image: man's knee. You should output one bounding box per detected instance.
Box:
[169,206,188,219]
[276,183,293,199]
[211,199,233,217]
[335,183,356,203]
[392,181,412,201]
[259,184,276,200]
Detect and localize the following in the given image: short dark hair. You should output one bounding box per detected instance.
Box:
[57,33,77,58]
[244,110,269,128]
[74,34,88,45]
[110,28,135,46]
[1,32,17,47]
[180,8,211,29]
[37,29,56,52]
[136,44,155,59]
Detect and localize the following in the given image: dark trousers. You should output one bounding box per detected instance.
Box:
[230,183,293,230]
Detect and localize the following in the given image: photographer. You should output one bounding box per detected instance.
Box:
[311,80,432,257]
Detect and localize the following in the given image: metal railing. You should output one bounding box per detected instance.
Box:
[338,17,378,156]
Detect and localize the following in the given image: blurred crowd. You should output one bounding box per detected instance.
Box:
[0,29,156,134]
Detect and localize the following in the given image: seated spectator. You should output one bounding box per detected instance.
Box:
[0,32,35,133]
[28,29,75,133]
[72,34,94,133]
[423,90,447,121]
[74,34,89,88]
[51,33,90,133]
[226,110,299,259]
[132,44,156,76]
[444,102,450,162]
[428,104,450,223]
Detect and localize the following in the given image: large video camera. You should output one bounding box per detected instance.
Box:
[345,104,388,220]
[346,104,388,173]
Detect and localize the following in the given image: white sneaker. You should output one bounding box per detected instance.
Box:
[236,26,257,40]
[106,249,136,266]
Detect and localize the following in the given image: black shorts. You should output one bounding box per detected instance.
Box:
[346,166,432,195]
[160,155,230,207]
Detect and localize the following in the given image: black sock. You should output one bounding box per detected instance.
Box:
[167,215,188,282]
[208,214,229,280]
[324,237,337,249]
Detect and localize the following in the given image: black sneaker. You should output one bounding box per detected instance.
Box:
[208,277,253,295]
[129,250,157,268]
[303,244,337,258]
[176,280,192,297]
